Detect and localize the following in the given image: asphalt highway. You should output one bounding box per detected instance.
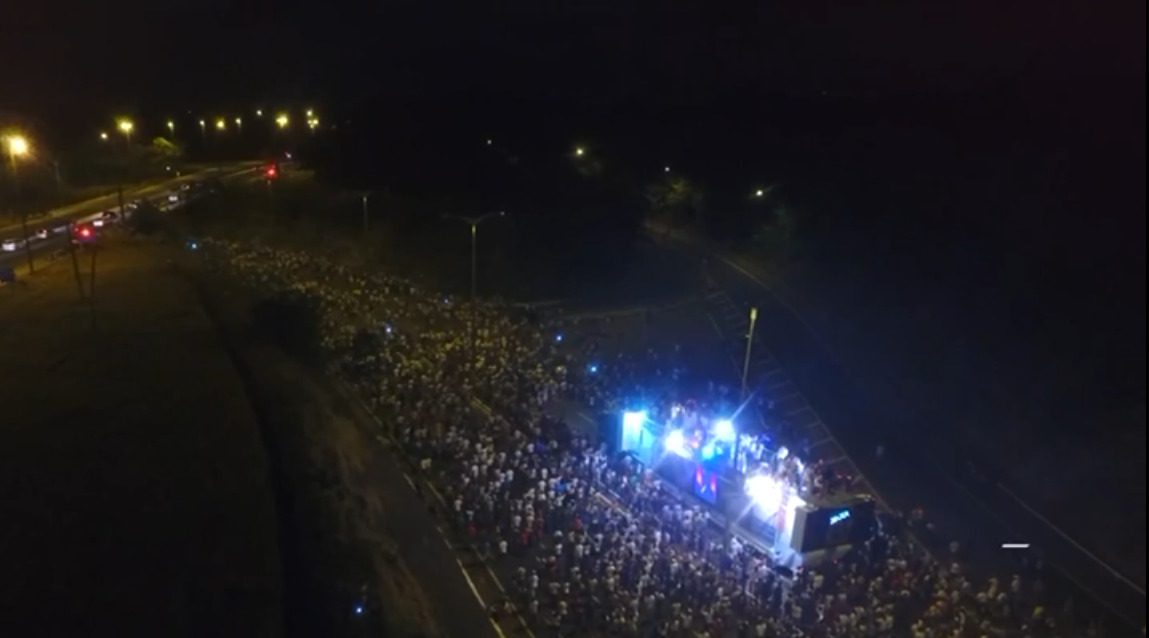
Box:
[0,163,260,272]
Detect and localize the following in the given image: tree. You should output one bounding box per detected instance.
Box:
[144,137,184,167]
[645,175,704,226]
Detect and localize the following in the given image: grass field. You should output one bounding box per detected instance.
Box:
[0,237,283,636]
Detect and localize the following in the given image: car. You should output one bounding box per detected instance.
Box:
[2,238,23,251]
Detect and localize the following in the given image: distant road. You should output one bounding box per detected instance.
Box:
[0,163,259,271]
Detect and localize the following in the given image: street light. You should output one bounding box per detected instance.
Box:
[276,113,289,129]
[198,119,206,133]
[234,116,242,129]
[166,120,175,135]
[5,133,36,273]
[5,134,29,159]
[754,188,765,198]
[117,118,134,143]
[255,109,263,117]
[99,131,109,141]
[443,210,507,300]
[664,166,671,173]
[575,146,585,157]
[307,117,319,131]
[215,118,227,131]
[305,108,314,118]
[740,307,759,401]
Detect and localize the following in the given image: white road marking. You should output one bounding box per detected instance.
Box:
[454,558,506,638]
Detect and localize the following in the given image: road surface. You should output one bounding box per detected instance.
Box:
[0,163,259,272]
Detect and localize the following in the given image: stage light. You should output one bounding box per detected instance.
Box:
[745,473,784,513]
[701,442,717,461]
[665,429,690,458]
[622,410,646,433]
[713,419,736,442]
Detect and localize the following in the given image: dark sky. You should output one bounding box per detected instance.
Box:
[2,0,1143,132]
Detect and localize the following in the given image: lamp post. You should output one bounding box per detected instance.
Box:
[117,118,134,145]
[5,134,35,274]
[443,211,507,382]
[740,306,759,401]
[361,192,370,233]
[444,210,506,300]
[115,119,133,220]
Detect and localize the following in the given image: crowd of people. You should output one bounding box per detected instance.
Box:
[202,238,1105,637]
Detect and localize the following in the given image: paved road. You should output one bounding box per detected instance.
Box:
[0,163,259,271]
[338,388,514,638]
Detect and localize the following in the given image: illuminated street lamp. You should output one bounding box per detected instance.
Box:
[307,117,319,131]
[305,108,314,118]
[234,116,242,129]
[117,118,134,144]
[166,120,175,135]
[740,307,759,401]
[5,134,29,160]
[5,132,36,273]
[99,131,109,141]
[754,188,765,198]
[276,113,289,129]
[215,118,227,131]
[255,109,263,117]
[574,146,585,157]
[664,166,671,173]
[198,119,206,133]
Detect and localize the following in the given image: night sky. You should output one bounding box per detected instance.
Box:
[3,1,1143,131]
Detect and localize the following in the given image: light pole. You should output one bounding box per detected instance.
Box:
[116,118,133,220]
[5,133,35,274]
[444,211,507,383]
[740,306,759,401]
[444,210,506,300]
[117,118,134,146]
[361,192,370,233]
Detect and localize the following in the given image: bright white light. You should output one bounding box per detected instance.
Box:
[555,333,564,343]
[622,410,646,432]
[665,429,690,458]
[713,419,736,442]
[745,473,784,513]
[588,364,598,374]
[776,446,789,461]
[755,189,765,197]
[664,166,670,173]
[354,605,364,615]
